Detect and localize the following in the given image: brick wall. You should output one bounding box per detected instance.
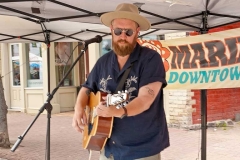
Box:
[192,88,240,124]
[167,90,196,127]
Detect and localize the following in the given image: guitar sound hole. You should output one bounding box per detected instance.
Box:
[88,123,93,135]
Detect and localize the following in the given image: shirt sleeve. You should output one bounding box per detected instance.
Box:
[139,50,167,88]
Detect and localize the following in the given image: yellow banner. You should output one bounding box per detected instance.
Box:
[138,28,240,89]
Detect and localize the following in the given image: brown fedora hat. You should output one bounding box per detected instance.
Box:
[100,3,151,31]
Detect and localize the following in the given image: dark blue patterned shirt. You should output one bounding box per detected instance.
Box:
[82,43,170,160]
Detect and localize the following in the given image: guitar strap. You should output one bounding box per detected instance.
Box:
[114,46,142,93]
[114,62,134,94]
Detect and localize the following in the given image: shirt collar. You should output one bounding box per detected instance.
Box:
[111,43,141,73]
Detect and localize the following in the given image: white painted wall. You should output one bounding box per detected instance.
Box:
[88,43,100,71]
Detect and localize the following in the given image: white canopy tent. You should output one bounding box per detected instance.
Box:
[0,0,240,43]
[12,52,42,61]
[0,14,184,42]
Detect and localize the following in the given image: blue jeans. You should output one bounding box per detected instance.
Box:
[99,150,161,160]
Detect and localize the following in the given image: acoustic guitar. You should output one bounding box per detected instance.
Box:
[82,91,128,151]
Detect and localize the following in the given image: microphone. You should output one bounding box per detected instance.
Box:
[80,35,102,47]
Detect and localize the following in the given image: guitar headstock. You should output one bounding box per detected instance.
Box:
[106,90,129,109]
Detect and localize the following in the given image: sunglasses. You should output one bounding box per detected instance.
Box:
[112,28,135,37]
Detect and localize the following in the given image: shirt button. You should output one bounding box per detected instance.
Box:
[112,141,115,144]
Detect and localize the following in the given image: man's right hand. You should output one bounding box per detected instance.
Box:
[72,108,87,133]
[72,87,90,133]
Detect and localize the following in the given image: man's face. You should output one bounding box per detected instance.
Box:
[111,19,140,57]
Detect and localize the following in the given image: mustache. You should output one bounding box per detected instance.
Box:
[117,39,129,44]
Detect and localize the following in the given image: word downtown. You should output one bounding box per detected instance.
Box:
[168,66,239,84]
[167,36,240,84]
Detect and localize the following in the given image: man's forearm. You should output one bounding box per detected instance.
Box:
[75,87,90,111]
[123,82,162,117]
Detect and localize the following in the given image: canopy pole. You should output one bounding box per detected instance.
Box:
[200,89,207,160]
[45,30,52,160]
[10,31,52,160]
[200,9,209,160]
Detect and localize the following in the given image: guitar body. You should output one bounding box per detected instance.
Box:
[82,92,114,151]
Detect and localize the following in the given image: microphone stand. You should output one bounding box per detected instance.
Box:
[11,43,88,160]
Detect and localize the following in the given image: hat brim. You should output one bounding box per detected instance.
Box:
[100,11,151,31]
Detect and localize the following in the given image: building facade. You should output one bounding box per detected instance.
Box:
[0,42,100,114]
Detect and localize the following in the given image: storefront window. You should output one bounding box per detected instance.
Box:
[11,44,20,86]
[141,35,159,40]
[100,39,112,56]
[55,42,74,86]
[26,42,43,87]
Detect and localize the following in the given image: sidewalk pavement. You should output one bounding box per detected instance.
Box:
[0,111,240,160]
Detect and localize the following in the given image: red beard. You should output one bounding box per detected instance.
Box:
[112,39,137,57]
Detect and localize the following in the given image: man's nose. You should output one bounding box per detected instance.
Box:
[119,31,127,39]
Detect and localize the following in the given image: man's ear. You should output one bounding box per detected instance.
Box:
[137,27,141,32]
[136,27,141,36]
[110,25,113,33]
